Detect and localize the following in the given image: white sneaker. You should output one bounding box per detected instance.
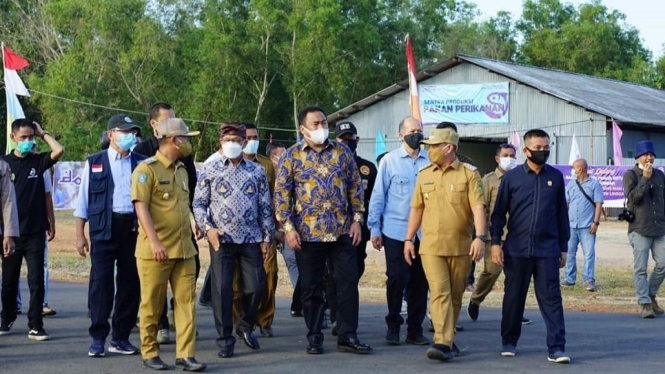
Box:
[157,329,170,344]
[400,300,408,314]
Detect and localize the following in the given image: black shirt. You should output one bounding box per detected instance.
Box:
[490,163,570,258]
[133,135,197,206]
[355,155,377,242]
[623,165,665,237]
[1,152,56,235]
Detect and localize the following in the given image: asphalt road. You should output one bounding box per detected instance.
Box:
[1,281,664,374]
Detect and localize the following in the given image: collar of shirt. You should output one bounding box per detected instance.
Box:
[299,139,333,152]
[495,167,505,178]
[107,146,131,161]
[220,155,247,166]
[397,145,428,160]
[432,158,461,172]
[521,162,550,174]
[155,150,181,169]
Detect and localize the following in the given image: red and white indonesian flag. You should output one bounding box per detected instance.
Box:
[405,34,421,121]
[3,43,30,153]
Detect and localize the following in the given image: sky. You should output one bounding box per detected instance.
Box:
[472,0,664,58]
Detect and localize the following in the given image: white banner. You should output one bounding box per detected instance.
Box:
[420,82,510,125]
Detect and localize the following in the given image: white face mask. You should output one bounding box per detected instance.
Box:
[222,141,243,159]
[571,169,578,178]
[243,139,259,155]
[304,128,329,145]
[499,157,516,171]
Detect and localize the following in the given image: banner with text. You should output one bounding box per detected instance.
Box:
[419,82,510,125]
[551,164,658,208]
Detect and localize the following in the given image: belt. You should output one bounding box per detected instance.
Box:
[112,212,135,220]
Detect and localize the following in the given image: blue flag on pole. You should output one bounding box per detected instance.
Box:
[376,130,386,161]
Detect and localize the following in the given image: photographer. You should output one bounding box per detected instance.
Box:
[622,140,665,318]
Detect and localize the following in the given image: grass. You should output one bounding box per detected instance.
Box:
[3,211,649,315]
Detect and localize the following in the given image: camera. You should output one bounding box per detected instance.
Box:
[618,208,635,223]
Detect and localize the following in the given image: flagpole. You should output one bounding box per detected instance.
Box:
[2,41,10,154]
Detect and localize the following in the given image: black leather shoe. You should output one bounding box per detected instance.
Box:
[452,343,461,357]
[259,325,274,338]
[290,310,303,317]
[455,324,464,332]
[238,331,260,350]
[218,344,234,358]
[143,357,168,370]
[337,337,372,354]
[385,329,400,345]
[426,344,455,362]
[306,343,323,354]
[175,357,207,372]
[405,334,429,345]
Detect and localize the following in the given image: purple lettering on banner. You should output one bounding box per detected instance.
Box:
[551,164,640,208]
[484,92,509,119]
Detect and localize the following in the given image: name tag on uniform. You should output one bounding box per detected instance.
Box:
[159,181,170,185]
[91,164,103,173]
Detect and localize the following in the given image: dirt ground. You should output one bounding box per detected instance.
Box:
[35,213,646,314]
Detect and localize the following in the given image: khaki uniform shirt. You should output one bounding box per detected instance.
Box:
[131,151,197,260]
[254,154,275,195]
[0,160,19,237]
[483,167,508,241]
[411,159,484,256]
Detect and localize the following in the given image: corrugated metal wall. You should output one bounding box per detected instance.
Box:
[348,62,610,166]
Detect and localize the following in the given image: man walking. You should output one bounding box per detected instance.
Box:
[274,105,371,355]
[74,115,145,357]
[403,128,485,362]
[368,116,429,345]
[561,158,603,292]
[193,122,273,358]
[490,129,570,363]
[622,140,665,318]
[0,119,64,341]
[132,118,205,372]
[467,144,531,325]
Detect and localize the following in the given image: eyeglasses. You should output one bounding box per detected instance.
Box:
[221,138,243,145]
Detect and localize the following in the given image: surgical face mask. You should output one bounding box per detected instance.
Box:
[222,141,243,159]
[526,149,550,165]
[243,139,259,155]
[17,139,35,154]
[499,157,516,171]
[115,133,137,151]
[571,169,578,178]
[403,133,423,150]
[175,138,193,157]
[304,127,329,145]
[341,139,357,153]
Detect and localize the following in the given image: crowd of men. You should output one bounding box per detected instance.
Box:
[0,103,664,372]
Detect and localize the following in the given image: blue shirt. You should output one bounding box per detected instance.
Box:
[193,156,274,244]
[566,176,603,228]
[490,163,570,258]
[368,146,429,241]
[74,147,134,219]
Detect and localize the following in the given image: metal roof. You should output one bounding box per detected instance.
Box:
[328,54,665,126]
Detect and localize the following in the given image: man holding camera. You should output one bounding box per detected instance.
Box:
[622,140,665,318]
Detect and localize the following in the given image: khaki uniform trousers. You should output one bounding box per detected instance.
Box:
[137,257,196,359]
[421,254,471,347]
[470,242,503,305]
[232,242,278,327]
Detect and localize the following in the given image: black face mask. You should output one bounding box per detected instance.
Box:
[526,149,550,165]
[403,133,423,150]
[342,139,357,154]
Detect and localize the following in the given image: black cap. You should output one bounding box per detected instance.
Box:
[108,114,141,131]
[335,121,357,138]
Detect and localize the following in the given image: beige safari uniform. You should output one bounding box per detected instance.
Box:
[412,159,484,347]
[232,153,279,328]
[0,160,19,238]
[471,168,508,305]
[132,151,198,360]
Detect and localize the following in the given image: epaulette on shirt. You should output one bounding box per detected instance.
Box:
[463,162,477,172]
[419,163,434,172]
[142,157,157,164]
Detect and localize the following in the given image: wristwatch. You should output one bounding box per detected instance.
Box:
[593,221,600,225]
[40,131,51,139]
[474,234,487,241]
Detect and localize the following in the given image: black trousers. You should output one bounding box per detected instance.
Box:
[199,265,212,305]
[211,243,264,348]
[291,279,302,313]
[158,235,200,329]
[325,239,367,324]
[89,214,140,341]
[466,261,476,286]
[502,256,566,353]
[383,236,428,335]
[1,233,46,330]
[298,235,359,343]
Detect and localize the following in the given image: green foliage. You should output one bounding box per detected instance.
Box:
[0,0,663,160]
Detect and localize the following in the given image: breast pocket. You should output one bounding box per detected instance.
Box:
[157,183,175,201]
[447,183,467,204]
[392,176,410,196]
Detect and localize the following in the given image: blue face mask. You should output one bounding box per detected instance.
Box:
[115,133,137,151]
[17,139,35,154]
